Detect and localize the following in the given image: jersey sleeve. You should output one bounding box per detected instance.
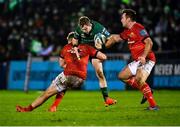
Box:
[120,30,128,41]
[101,28,111,38]
[60,48,64,58]
[94,21,111,38]
[138,28,149,42]
[74,27,81,40]
[60,45,68,58]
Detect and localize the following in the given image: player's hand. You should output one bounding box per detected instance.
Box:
[95,40,102,50]
[138,56,146,65]
[73,47,80,60]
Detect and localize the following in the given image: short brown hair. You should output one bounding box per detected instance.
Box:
[78,16,91,27]
[121,9,136,21]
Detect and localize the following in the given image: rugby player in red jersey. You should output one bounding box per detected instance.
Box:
[106,9,159,110]
[16,33,107,112]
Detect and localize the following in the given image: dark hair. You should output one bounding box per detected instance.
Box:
[67,32,74,40]
[121,9,136,21]
[78,16,91,27]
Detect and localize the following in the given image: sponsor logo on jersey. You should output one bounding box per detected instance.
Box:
[128,40,135,44]
[67,48,82,54]
[127,38,135,44]
[140,29,148,36]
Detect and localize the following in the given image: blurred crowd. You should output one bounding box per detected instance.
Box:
[0,0,179,61]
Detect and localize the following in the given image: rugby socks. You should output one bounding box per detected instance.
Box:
[51,90,66,107]
[126,77,139,89]
[51,93,64,108]
[101,87,109,101]
[140,83,156,107]
[25,104,34,111]
[127,78,156,107]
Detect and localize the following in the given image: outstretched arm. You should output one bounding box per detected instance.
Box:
[105,34,123,48]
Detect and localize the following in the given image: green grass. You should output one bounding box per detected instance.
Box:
[0,90,180,126]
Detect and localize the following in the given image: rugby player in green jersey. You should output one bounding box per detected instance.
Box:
[72,16,117,106]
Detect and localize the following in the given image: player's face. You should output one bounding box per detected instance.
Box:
[67,38,73,44]
[80,24,92,34]
[121,13,129,28]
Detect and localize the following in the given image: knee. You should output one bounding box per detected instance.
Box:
[135,77,145,86]
[118,72,124,81]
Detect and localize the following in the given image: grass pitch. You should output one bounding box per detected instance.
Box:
[0,90,180,126]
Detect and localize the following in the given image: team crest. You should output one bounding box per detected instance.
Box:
[129,32,135,38]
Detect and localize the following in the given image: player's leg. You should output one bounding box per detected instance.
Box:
[16,84,59,112]
[140,86,153,104]
[48,74,83,112]
[91,58,117,106]
[119,61,154,105]
[48,90,66,112]
[118,61,139,89]
[16,72,67,112]
[135,61,159,110]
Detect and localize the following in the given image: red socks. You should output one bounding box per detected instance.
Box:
[126,77,156,107]
[126,77,139,89]
[140,83,156,107]
[51,93,64,107]
[25,104,33,111]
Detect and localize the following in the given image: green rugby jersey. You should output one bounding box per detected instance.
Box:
[74,20,110,47]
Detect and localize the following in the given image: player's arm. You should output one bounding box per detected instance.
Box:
[59,57,66,68]
[96,51,107,61]
[141,37,153,57]
[88,45,107,61]
[105,34,123,48]
[72,32,80,60]
[138,37,153,64]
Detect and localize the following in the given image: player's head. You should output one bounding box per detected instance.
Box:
[78,16,92,34]
[67,32,74,44]
[120,9,136,28]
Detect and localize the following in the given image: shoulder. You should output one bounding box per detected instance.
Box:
[92,20,105,29]
[74,26,81,34]
[63,44,72,49]
[133,23,149,37]
[92,20,101,25]
[134,22,145,29]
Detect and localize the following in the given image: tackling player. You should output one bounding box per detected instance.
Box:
[16,33,107,112]
[48,32,74,112]
[105,9,159,110]
[72,16,117,106]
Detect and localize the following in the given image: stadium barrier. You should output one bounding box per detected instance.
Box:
[0,62,7,89]
[152,59,180,88]
[8,60,126,90]
[7,58,180,90]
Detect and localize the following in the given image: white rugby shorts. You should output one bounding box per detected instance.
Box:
[50,72,67,92]
[50,72,84,92]
[128,60,155,75]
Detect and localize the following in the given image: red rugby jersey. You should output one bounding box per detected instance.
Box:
[60,44,98,79]
[120,23,156,62]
